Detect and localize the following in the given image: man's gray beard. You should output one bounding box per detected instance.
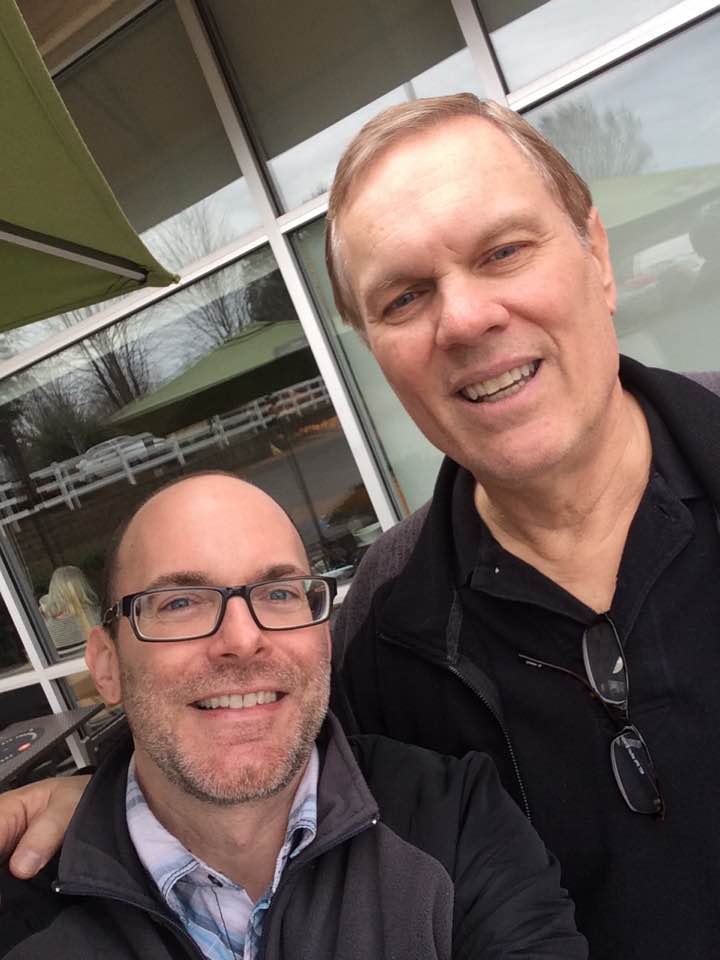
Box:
[120,657,330,806]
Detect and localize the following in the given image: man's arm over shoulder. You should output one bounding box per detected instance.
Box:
[355,736,586,959]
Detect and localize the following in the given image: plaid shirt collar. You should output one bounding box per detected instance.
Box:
[126,747,319,960]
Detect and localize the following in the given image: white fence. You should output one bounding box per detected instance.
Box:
[0,376,330,529]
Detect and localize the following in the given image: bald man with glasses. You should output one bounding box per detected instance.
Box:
[0,473,585,960]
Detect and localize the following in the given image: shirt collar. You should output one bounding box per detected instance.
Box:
[451,387,704,588]
[126,746,319,904]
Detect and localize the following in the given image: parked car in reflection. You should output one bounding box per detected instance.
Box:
[76,434,172,479]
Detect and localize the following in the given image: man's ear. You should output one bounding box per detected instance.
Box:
[586,208,617,315]
[85,626,122,706]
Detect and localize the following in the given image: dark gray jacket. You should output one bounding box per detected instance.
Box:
[0,714,586,960]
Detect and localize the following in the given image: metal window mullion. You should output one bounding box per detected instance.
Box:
[265,233,400,531]
[0,552,85,762]
[0,656,88,694]
[276,194,330,235]
[450,0,507,101]
[175,0,400,530]
[507,0,720,111]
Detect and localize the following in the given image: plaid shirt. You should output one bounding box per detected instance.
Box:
[126,749,319,960]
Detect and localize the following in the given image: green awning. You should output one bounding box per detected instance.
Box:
[592,163,720,229]
[111,321,310,424]
[0,0,177,333]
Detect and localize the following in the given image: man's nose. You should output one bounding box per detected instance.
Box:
[434,274,510,350]
[204,596,265,661]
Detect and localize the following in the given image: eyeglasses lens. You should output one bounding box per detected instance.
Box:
[249,578,329,629]
[583,620,627,707]
[133,588,222,640]
[610,726,664,816]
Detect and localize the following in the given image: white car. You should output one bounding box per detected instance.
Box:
[77,434,170,479]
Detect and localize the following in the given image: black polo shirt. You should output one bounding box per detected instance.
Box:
[451,392,720,946]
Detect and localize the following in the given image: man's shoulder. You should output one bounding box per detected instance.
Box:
[333,502,431,649]
[348,733,507,834]
[620,355,720,400]
[356,502,432,586]
[684,370,720,396]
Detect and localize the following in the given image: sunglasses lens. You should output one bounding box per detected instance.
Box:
[584,620,627,706]
[610,726,664,816]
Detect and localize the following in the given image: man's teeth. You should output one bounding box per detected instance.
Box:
[461,362,538,403]
[196,691,278,710]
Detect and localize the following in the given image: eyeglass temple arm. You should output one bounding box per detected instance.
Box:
[102,602,120,626]
[518,653,593,693]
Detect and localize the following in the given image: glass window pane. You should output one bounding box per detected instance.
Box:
[0,247,379,661]
[56,1,260,264]
[205,0,483,210]
[526,15,720,372]
[17,0,150,73]
[0,592,30,680]
[293,219,441,513]
[3,1,261,359]
[0,684,50,727]
[479,0,678,89]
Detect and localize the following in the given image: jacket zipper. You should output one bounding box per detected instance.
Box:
[257,814,379,960]
[447,663,532,821]
[378,630,531,820]
[52,881,208,959]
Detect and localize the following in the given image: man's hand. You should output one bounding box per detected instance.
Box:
[0,776,90,878]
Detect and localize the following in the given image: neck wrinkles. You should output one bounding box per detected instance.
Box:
[474,388,652,560]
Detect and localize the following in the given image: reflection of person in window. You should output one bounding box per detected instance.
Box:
[39,566,100,654]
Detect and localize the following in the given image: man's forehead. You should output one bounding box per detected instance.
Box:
[343,116,530,209]
[115,477,305,588]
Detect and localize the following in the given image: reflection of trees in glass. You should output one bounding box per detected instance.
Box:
[79,321,151,410]
[0,310,154,474]
[146,207,295,348]
[17,378,103,466]
[538,98,653,179]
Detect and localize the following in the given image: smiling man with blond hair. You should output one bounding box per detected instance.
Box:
[325,94,720,960]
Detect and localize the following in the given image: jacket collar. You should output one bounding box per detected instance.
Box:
[618,355,720,504]
[376,356,720,654]
[55,712,377,903]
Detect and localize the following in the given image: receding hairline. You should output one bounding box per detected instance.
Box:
[325,94,593,331]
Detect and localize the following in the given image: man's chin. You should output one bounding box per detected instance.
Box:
[150,739,313,807]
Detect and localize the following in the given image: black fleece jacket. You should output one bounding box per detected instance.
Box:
[0,714,586,960]
[332,358,720,960]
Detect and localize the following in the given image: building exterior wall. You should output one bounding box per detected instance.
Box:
[1,0,718,744]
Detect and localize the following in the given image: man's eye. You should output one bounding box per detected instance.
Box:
[489,243,520,262]
[388,290,417,312]
[266,588,300,603]
[158,594,203,613]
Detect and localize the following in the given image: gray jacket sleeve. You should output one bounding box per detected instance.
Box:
[332,502,430,666]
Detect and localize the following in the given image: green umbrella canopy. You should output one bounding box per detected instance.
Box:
[0,0,177,333]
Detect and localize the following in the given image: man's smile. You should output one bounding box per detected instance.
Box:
[458,360,540,403]
[194,691,283,710]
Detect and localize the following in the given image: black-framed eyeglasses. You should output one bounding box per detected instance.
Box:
[520,615,664,818]
[102,576,337,642]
